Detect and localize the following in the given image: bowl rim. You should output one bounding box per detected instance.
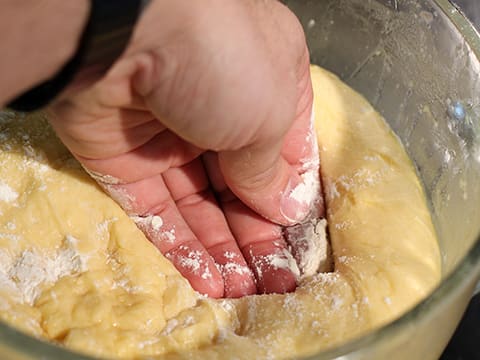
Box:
[0,1,479,359]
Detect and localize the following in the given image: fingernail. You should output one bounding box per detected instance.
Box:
[280,177,311,224]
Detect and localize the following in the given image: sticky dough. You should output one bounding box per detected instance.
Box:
[0,66,441,359]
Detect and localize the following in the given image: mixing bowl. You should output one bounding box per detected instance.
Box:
[1,0,480,359]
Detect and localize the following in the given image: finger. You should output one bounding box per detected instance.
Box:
[77,130,202,184]
[49,105,166,160]
[280,58,316,171]
[97,172,224,298]
[218,58,323,225]
[162,159,256,298]
[218,145,308,226]
[224,199,299,294]
[283,124,325,219]
[203,152,298,294]
[280,63,325,218]
[58,51,154,111]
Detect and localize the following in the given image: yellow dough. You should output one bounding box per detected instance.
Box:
[0,66,441,359]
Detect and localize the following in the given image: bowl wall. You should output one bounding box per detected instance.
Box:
[283,0,480,358]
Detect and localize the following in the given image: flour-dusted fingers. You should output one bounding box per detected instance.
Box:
[203,152,299,294]
[222,200,299,294]
[95,172,224,298]
[162,159,257,298]
[279,60,325,220]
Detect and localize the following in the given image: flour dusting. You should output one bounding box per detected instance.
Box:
[287,109,323,220]
[0,235,86,305]
[0,183,18,202]
[166,245,214,281]
[217,262,252,276]
[131,215,178,245]
[131,215,164,232]
[289,169,321,211]
[250,249,301,281]
[283,109,331,279]
[284,218,331,278]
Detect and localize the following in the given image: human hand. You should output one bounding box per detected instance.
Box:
[48,0,324,298]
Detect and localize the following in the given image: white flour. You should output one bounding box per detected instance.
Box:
[0,183,18,202]
[104,184,136,214]
[288,109,323,219]
[163,228,176,243]
[284,218,331,279]
[283,110,331,279]
[166,245,214,281]
[289,169,321,213]
[131,215,164,232]
[84,169,121,185]
[131,215,177,244]
[0,235,86,305]
[217,262,252,276]
[249,248,301,281]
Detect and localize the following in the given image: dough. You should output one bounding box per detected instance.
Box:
[0,66,441,359]
[284,218,331,277]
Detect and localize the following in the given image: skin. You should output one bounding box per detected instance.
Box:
[1,0,323,298]
[0,1,90,103]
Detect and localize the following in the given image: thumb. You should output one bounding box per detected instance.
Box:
[218,141,312,226]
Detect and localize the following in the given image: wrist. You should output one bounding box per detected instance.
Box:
[0,0,90,105]
[6,0,143,112]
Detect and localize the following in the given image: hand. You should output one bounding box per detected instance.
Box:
[48,0,323,298]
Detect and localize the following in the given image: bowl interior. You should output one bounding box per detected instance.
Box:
[283,0,480,358]
[285,0,480,275]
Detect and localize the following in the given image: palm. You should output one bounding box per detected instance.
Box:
[49,71,300,298]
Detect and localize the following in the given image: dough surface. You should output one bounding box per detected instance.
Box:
[0,66,441,359]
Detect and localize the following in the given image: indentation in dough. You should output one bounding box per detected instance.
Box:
[284,218,332,279]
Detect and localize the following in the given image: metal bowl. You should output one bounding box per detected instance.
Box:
[0,0,479,359]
